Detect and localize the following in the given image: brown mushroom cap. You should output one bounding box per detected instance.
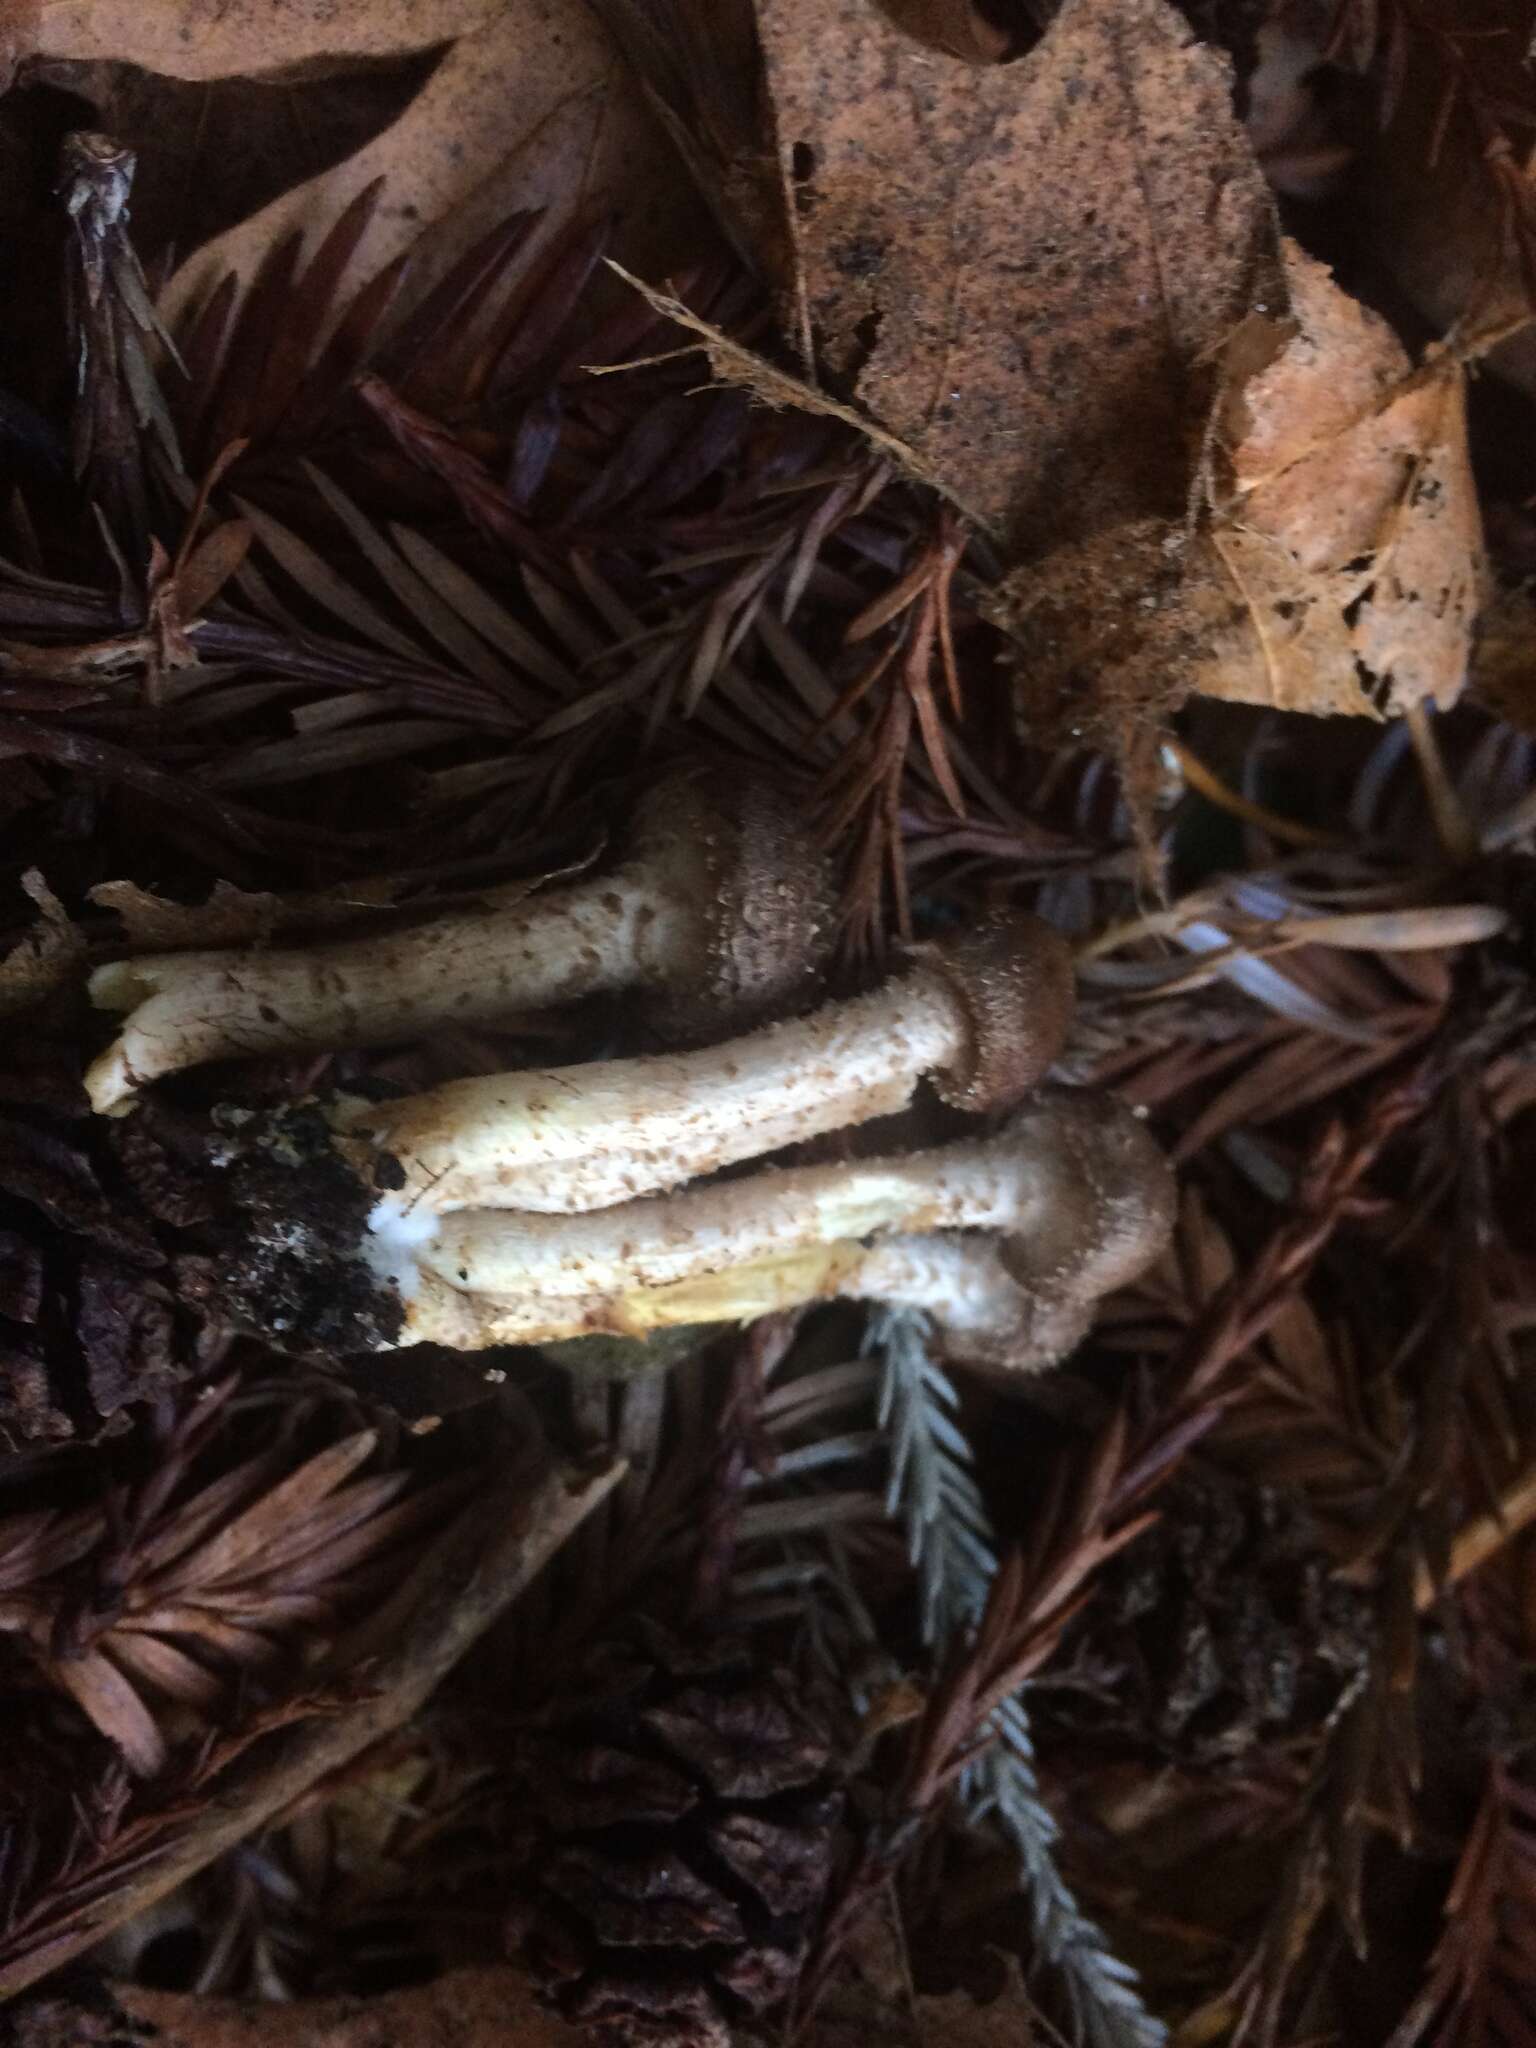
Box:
[916,910,1076,1113]
[932,1092,1173,1378]
[995,1090,1175,1297]
[630,762,837,1041]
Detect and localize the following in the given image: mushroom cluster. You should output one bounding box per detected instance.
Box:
[84,766,1175,1377]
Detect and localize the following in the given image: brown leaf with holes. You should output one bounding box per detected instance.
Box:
[993,240,1484,723]
[755,0,1278,558]
[1192,244,1484,714]
[754,0,1482,728]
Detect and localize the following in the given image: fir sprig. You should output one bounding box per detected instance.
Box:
[871,1305,1166,2048]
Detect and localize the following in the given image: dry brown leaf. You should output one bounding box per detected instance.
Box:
[753,0,1482,725]
[754,0,1279,556]
[1193,244,1484,714]
[33,0,494,71]
[88,874,413,949]
[995,240,1484,722]
[23,0,700,327]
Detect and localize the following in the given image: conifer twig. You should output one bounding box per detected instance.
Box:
[0,1453,624,1999]
[872,1307,1166,2048]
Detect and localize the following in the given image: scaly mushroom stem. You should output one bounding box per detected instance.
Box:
[338,911,1075,1216]
[400,1234,1109,1371]
[415,1116,1076,1299]
[374,1092,1174,1374]
[85,763,834,1114]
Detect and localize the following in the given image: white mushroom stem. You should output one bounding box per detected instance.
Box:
[413,1124,1058,1301]
[85,883,683,1116]
[396,1234,1005,1350]
[84,764,834,1114]
[397,1234,1111,1374]
[336,912,1075,1216]
[370,1092,1175,1375]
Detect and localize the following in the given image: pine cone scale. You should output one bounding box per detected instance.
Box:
[515,1624,843,2048]
[544,1846,747,1949]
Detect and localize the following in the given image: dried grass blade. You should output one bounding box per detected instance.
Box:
[267,1478,469,1588]
[904,606,965,816]
[560,391,696,527]
[1275,905,1507,950]
[0,1507,103,1589]
[174,520,254,618]
[129,1455,279,1576]
[209,1472,414,1584]
[845,554,932,643]
[202,232,304,458]
[520,563,606,662]
[482,217,611,398]
[175,271,238,451]
[781,474,861,623]
[283,249,411,445]
[684,545,785,714]
[527,643,672,742]
[1176,924,1385,1042]
[110,1605,282,1659]
[354,376,549,565]
[629,389,750,517]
